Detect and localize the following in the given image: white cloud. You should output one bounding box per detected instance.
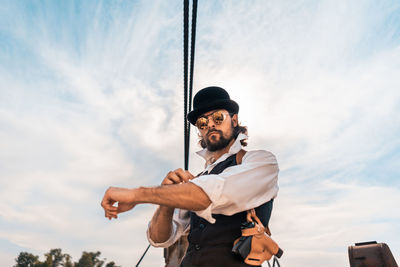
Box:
[272,182,400,266]
[0,0,399,266]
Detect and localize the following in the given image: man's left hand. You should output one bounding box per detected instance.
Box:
[101,187,136,220]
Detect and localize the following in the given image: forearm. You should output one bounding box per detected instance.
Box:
[149,205,175,243]
[136,182,211,211]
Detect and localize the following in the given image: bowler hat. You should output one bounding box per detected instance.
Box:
[187,86,239,125]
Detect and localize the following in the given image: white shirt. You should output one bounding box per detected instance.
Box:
[147,133,279,247]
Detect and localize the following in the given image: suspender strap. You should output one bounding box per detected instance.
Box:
[247,209,272,236]
[236,149,246,164]
[237,150,273,236]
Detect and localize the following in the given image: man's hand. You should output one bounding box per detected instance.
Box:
[101,169,196,221]
[101,187,136,220]
[162,168,194,185]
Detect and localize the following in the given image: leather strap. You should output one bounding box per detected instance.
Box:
[236,149,247,164]
[236,149,272,236]
[265,226,272,236]
[246,209,272,236]
[242,226,265,237]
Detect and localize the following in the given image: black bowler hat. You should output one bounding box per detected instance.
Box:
[187,86,239,125]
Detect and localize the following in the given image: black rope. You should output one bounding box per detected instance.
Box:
[140,1,198,266]
[184,0,198,171]
[188,0,198,109]
[183,0,190,171]
[267,256,281,267]
[135,244,150,267]
[186,0,198,171]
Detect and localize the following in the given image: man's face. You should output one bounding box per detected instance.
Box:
[197,109,238,152]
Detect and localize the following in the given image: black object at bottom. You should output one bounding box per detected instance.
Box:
[232,236,253,260]
[348,241,398,267]
[275,248,283,258]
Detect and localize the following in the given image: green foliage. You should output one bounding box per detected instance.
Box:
[75,251,104,267]
[105,262,118,267]
[64,254,74,267]
[15,252,39,267]
[45,248,64,267]
[15,249,119,267]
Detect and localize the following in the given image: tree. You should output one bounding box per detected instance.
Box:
[62,254,74,267]
[74,252,93,267]
[105,262,119,267]
[75,251,104,267]
[14,252,39,267]
[15,249,117,267]
[45,249,64,267]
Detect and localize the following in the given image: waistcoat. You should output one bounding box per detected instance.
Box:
[180,153,273,267]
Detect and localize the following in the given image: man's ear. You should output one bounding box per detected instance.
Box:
[232,114,238,127]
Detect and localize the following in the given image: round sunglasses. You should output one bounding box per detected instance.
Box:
[195,110,232,130]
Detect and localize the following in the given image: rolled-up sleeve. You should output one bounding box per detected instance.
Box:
[146,209,191,248]
[190,150,279,223]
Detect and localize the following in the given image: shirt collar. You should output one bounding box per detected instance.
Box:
[196,133,247,166]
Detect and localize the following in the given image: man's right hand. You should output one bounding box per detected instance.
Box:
[162,168,194,185]
[149,169,193,243]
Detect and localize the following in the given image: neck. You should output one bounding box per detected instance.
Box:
[211,138,236,161]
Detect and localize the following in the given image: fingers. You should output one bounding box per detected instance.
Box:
[103,200,117,219]
[185,170,195,180]
[101,187,137,220]
[105,210,118,219]
[162,169,195,185]
[101,187,113,205]
[172,168,195,183]
[164,171,182,184]
[101,187,118,220]
[104,205,117,219]
[174,168,190,183]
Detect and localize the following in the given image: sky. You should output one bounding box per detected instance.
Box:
[0,0,399,266]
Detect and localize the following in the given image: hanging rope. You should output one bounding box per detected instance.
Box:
[184,0,198,171]
[137,1,198,266]
[135,244,150,267]
[164,0,198,265]
[267,256,281,267]
[183,0,189,171]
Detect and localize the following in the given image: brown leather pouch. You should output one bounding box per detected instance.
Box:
[232,209,283,266]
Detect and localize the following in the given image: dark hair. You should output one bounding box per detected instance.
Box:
[198,114,248,148]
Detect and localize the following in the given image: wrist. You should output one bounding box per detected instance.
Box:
[130,187,142,204]
[159,205,175,215]
[133,186,152,204]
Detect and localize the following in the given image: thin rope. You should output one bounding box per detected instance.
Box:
[273,256,281,267]
[183,0,190,171]
[137,1,197,266]
[135,244,150,267]
[186,0,198,171]
[137,1,193,265]
[267,256,281,267]
[163,0,198,265]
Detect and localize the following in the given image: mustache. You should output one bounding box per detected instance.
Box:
[207,129,222,136]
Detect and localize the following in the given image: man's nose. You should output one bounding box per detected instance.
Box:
[207,118,216,128]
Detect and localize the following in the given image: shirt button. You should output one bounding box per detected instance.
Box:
[195,244,201,251]
[199,223,205,229]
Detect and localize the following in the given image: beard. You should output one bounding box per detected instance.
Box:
[205,129,234,152]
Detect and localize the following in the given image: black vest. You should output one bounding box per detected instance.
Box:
[180,153,273,267]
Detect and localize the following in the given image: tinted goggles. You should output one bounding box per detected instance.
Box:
[195,110,231,130]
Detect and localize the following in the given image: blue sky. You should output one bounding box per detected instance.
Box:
[1,0,399,266]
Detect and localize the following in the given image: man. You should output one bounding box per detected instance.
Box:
[101,86,279,267]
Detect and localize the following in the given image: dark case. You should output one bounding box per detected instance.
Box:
[348,241,398,267]
[232,236,253,259]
